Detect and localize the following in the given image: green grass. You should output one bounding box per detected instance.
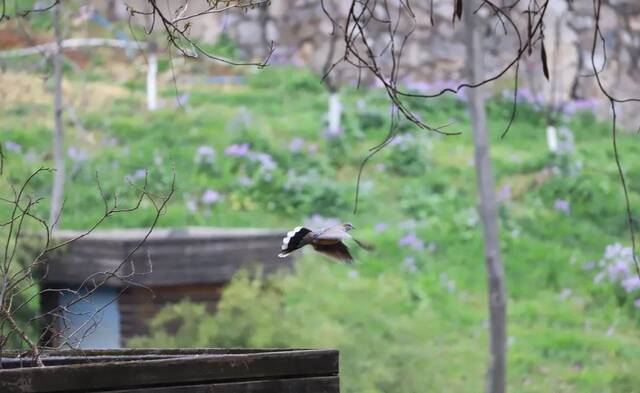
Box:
[3,64,640,393]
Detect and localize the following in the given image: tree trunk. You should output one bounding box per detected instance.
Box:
[50,1,65,231]
[327,92,342,136]
[146,51,158,111]
[463,2,507,393]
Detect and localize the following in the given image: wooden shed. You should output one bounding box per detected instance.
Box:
[40,227,289,348]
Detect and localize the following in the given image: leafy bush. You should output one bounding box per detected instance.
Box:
[592,243,640,315]
[130,261,484,393]
[386,133,432,177]
[247,66,325,95]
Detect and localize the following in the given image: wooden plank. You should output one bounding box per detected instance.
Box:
[0,350,339,393]
[0,355,183,368]
[53,228,287,242]
[117,261,292,287]
[1,348,308,357]
[106,376,339,393]
[43,233,290,287]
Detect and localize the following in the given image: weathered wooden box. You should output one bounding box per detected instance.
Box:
[0,348,339,392]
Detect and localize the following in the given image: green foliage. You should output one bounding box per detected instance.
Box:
[247,66,325,95]
[196,33,241,61]
[131,262,485,393]
[386,133,433,177]
[3,62,640,392]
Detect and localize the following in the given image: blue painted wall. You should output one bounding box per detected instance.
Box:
[57,287,121,349]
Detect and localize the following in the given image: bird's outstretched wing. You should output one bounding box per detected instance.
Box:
[314,224,349,240]
[312,241,353,263]
[353,237,375,251]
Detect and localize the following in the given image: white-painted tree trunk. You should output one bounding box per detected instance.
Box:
[546,125,558,153]
[50,1,65,231]
[327,92,342,136]
[147,53,158,111]
[463,2,507,392]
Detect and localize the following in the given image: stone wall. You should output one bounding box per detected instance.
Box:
[100,0,640,127]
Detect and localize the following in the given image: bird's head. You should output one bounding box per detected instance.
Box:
[342,223,355,231]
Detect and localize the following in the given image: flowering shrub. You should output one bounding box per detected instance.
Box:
[551,127,582,177]
[593,243,640,311]
[348,99,386,133]
[387,133,432,176]
[224,142,277,181]
[562,99,599,116]
[226,107,253,134]
[195,145,216,164]
[398,232,425,251]
[553,199,571,215]
[194,145,217,176]
[281,169,347,216]
[4,140,22,153]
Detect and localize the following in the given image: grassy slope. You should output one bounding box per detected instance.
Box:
[2,64,640,392]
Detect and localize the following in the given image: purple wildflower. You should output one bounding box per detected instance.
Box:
[399,233,424,250]
[593,271,606,284]
[201,189,221,205]
[195,145,216,163]
[307,144,318,155]
[4,141,22,153]
[563,99,599,115]
[427,242,437,253]
[67,147,88,162]
[556,127,575,156]
[374,223,388,233]
[185,199,198,213]
[237,176,252,186]
[634,298,640,309]
[224,143,250,157]
[497,185,512,203]
[502,88,541,107]
[607,260,629,283]
[559,288,572,300]
[604,243,631,260]
[606,325,615,336]
[405,79,463,95]
[289,138,305,153]
[622,276,640,293]
[251,152,277,171]
[323,126,343,139]
[403,257,418,273]
[405,80,431,92]
[554,199,571,215]
[439,273,456,292]
[124,169,147,183]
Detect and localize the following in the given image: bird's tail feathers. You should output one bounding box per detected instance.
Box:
[279,226,313,257]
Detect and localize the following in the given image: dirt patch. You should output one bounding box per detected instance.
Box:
[0,71,135,113]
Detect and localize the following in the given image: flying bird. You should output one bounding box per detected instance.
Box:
[278,223,372,262]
